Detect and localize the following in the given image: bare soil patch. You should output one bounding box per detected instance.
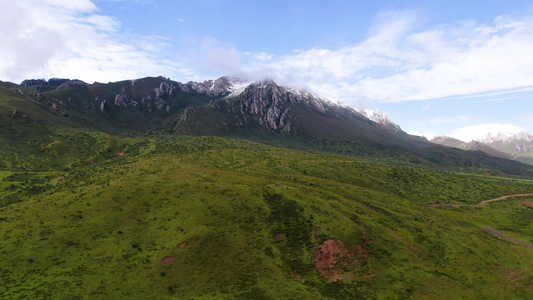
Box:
[314,239,367,281]
[162,256,176,263]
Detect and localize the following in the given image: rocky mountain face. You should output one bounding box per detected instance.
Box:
[174,78,417,148]
[178,76,243,97]
[21,78,87,91]
[19,75,407,137]
[212,79,352,131]
[13,75,424,151]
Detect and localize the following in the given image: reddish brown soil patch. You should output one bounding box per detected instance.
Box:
[67,243,79,247]
[162,256,176,263]
[273,233,285,241]
[314,239,367,281]
[179,242,187,248]
[523,201,533,207]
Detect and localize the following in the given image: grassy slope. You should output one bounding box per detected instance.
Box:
[2,136,533,299]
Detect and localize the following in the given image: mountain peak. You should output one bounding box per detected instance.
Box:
[481,131,533,144]
[359,109,401,132]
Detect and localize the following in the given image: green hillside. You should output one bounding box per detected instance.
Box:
[2,135,533,299]
[3,78,533,299]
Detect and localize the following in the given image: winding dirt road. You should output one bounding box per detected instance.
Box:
[429,193,533,248]
[428,193,533,208]
[481,227,533,248]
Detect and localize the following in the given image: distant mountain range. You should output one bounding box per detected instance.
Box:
[2,75,532,175]
[432,132,533,164]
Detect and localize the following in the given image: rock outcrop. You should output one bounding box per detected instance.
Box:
[100,100,108,112]
[114,89,138,108]
[57,80,87,89]
[179,77,237,97]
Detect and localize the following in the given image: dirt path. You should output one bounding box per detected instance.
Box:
[481,227,533,248]
[428,193,533,249]
[428,193,533,208]
[476,193,533,206]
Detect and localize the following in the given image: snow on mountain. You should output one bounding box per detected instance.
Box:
[287,87,349,108]
[224,80,252,98]
[359,109,401,132]
[222,78,352,113]
[480,131,533,144]
[205,77,402,133]
[432,130,533,160]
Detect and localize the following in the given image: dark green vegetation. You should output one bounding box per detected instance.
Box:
[2,79,533,299]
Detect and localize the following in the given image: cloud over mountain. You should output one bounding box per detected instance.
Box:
[242,12,533,106]
[0,0,175,83]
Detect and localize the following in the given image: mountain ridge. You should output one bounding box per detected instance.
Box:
[432,131,533,164]
[3,75,533,175]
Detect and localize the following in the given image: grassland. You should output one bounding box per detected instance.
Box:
[1,134,533,299]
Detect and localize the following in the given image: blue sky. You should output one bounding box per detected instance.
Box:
[2,0,533,141]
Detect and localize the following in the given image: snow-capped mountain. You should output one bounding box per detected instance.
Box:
[432,131,533,163]
[181,77,404,133]
[480,132,533,156]
[359,109,402,133]
[212,78,403,133]
[480,132,533,145]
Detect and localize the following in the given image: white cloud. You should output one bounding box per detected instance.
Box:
[462,96,523,104]
[407,130,436,140]
[0,0,176,83]
[449,123,524,142]
[253,52,273,61]
[240,11,533,107]
[178,36,244,80]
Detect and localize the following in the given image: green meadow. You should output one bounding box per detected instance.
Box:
[2,134,533,299]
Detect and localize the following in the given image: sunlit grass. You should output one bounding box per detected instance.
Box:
[1,135,533,298]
